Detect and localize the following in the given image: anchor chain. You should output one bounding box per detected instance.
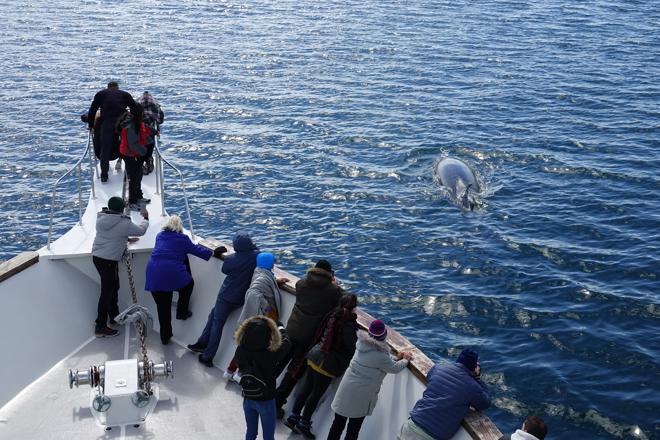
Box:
[123,250,152,388]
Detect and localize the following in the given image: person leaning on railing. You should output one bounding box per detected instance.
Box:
[399,349,491,440]
[136,91,164,176]
[283,294,359,439]
[144,215,217,345]
[91,196,148,338]
[188,231,260,369]
[328,319,413,440]
[87,81,136,182]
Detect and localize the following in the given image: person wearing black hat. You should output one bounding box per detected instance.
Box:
[91,196,148,337]
[274,259,343,418]
[400,348,491,440]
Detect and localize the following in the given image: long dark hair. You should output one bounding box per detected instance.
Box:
[318,294,357,353]
[131,103,144,134]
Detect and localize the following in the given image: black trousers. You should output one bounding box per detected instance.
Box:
[123,154,144,203]
[92,256,120,330]
[291,369,332,422]
[327,413,365,440]
[151,280,194,342]
[99,118,118,179]
[275,336,313,408]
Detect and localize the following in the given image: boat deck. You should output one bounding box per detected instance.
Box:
[0,325,303,439]
[40,158,170,260]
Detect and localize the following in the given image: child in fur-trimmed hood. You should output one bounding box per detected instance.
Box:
[234,315,290,440]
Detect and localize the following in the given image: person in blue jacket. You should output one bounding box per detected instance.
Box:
[187,230,260,367]
[145,214,215,344]
[400,349,491,440]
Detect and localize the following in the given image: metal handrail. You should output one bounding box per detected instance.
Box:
[47,132,96,250]
[153,135,194,238]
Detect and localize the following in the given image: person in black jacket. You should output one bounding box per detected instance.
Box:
[87,81,136,182]
[275,260,342,417]
[234,315,291,440]
[283,294,358,439]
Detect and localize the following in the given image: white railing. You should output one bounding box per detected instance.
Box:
[153,135,194,238]
[46,128,194,249]
[47,133,96,249]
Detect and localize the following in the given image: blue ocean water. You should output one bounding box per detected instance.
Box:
[0,0,658,438]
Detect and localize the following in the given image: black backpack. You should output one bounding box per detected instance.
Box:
[239,361,267,399]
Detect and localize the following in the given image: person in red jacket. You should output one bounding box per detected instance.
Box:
[119,103,152,211]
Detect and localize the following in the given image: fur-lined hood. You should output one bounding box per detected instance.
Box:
[234,315,282,352]
[356,329,389,353]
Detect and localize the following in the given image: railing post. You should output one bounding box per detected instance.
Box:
[154,148,161,195]
[47,188,57,250]
[77,163,83,225]
[160,155,166,217]
[88,133,96,199]
[180,175,194,238]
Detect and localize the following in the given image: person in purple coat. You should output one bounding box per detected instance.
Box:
[145,214,213,344]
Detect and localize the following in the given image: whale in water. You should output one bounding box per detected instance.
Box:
[434,157,481,211]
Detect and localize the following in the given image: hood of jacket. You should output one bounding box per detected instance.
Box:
[96,209,127,230]
[304,267,333,288]
[356,330,389,354]
[233,230,256,252]
[235,316,281,352]
[511,430,540,440]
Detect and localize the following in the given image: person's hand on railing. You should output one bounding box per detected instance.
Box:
[276,277,290,286]
[213,246,228,258]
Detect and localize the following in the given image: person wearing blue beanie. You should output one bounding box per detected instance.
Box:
[256,252,275,270]
[237,252,289,327]
[457,348,479,372]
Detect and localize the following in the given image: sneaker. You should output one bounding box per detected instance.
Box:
[296,420,316,439]
[101,176,108,183]
[187,342,206,353]
[276,406,285,420]
[284,414,301,432]
[161,338,170,345]
[137,197,151,205]
[129,203,142,212]
[231,372,242,383]
[176,311,193,320]
[198,354,213,368]
[95,327,119,338]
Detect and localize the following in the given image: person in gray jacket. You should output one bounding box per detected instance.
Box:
[328,319,412,440]
[91,196,148,337]
[236,252,288,324]
[226,252,288,376]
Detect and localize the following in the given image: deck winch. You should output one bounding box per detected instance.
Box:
[67,252,174,429]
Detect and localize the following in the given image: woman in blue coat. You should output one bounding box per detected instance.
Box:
[145,214,213,344]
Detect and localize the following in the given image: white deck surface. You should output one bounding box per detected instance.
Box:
[0,325,303,440]
[40,159,171,260]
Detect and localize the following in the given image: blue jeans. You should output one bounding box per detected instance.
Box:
[197,297,242,361]
[243,398,276,440]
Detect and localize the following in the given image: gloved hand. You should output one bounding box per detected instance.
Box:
[213,246,228,258]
